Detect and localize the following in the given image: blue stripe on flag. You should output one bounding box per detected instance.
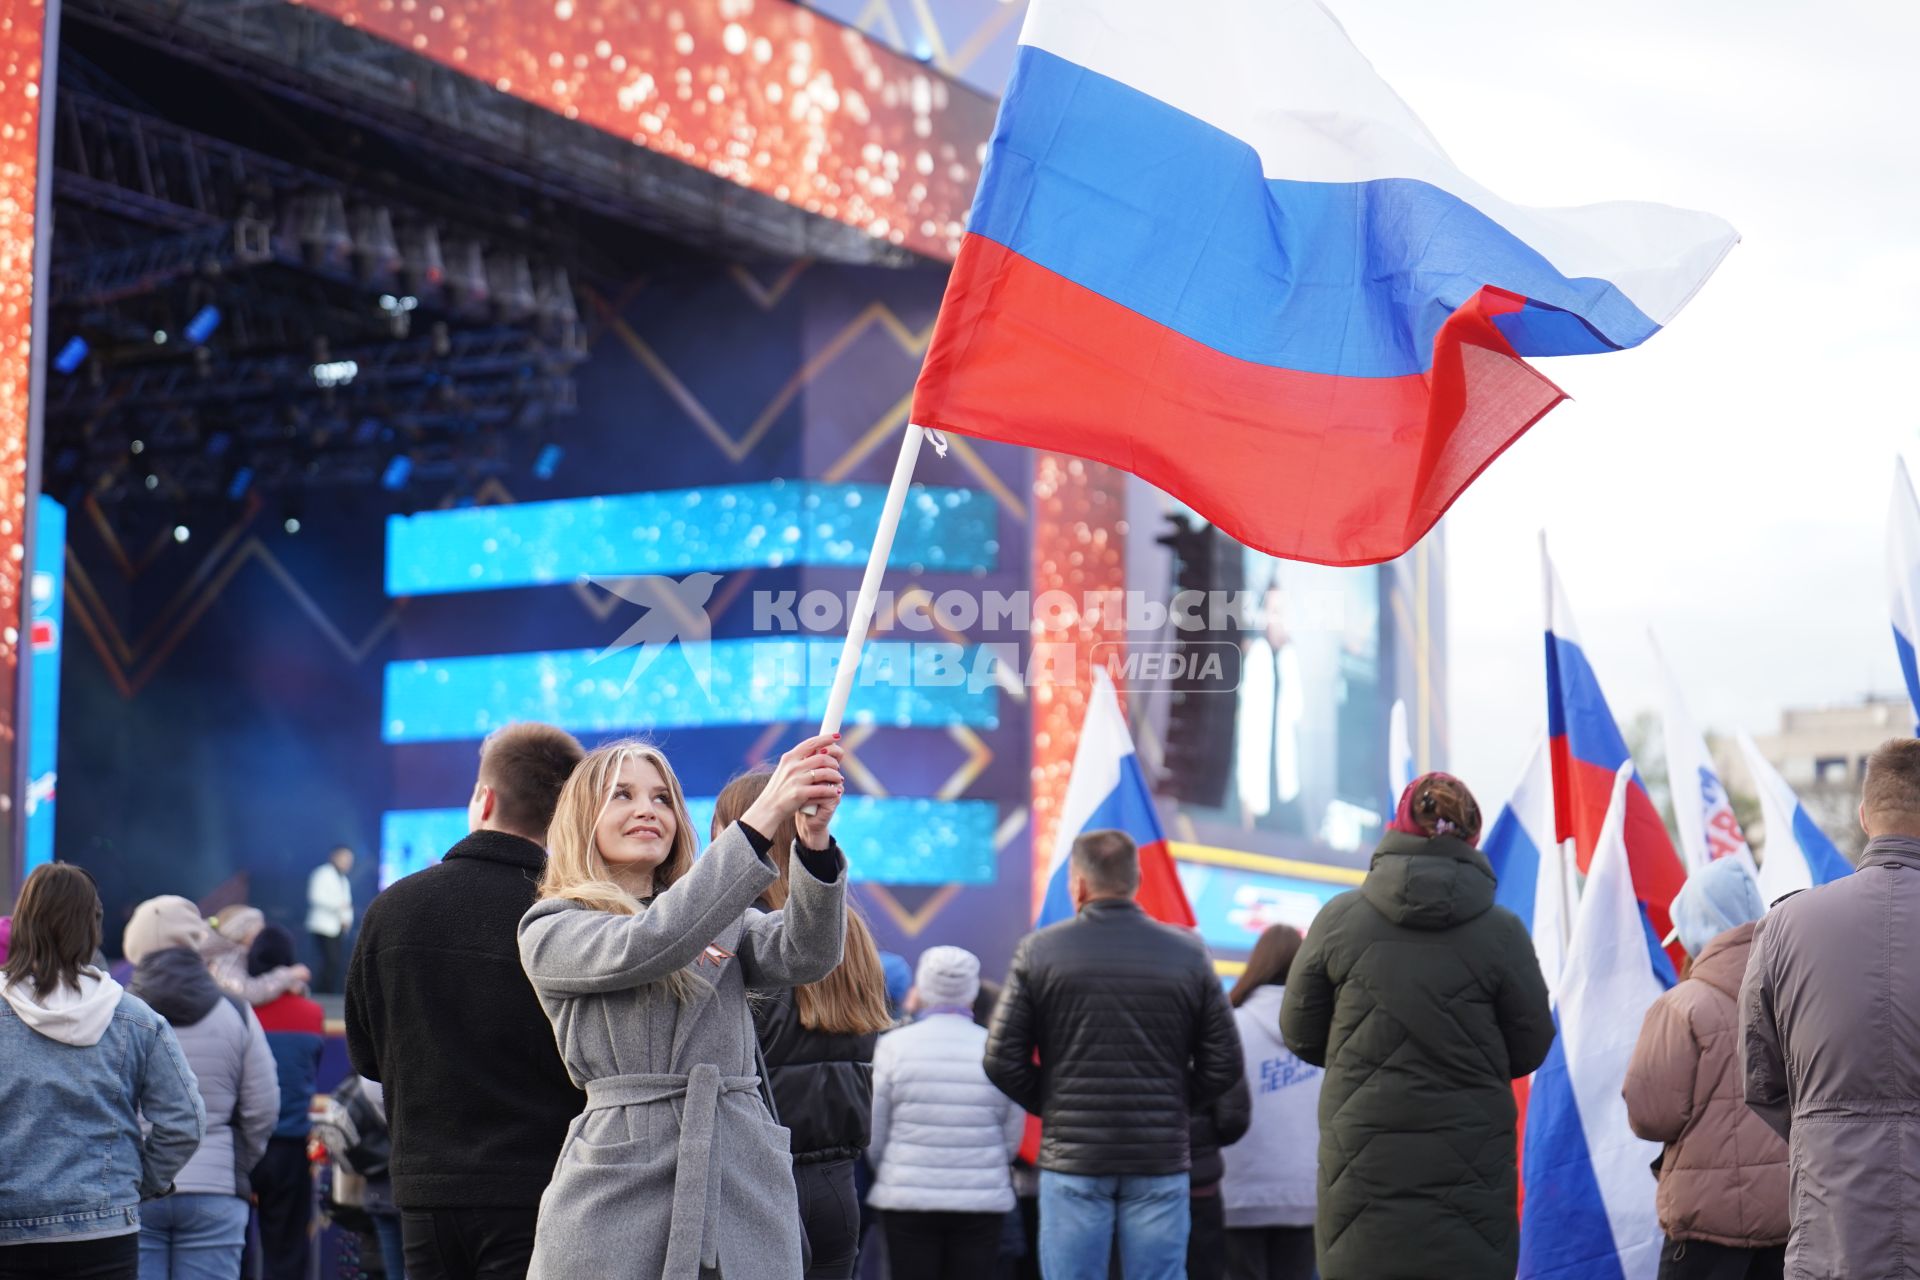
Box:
[1483,807,1540,933]
[970,46,1659,382]
[1894,625,1920,735]
[1036,754,1167,928]
[1519,1017,1628,1280]
[1546,633,1632,774]
[1792,805,1855,886]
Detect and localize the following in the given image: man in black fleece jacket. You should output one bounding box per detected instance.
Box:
[346,723,585,1280]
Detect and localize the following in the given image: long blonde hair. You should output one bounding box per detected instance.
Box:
[712,770,893,1037]
[541,739,698,915]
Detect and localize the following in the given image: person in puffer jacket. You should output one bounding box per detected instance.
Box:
[0,865,204,1280]
[869,946,1025,1280]
[1625,856,1787,1280]
[1281,774,1555,1280]
[123,895,280,1280]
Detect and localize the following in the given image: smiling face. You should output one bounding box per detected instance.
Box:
[593,757,680,879]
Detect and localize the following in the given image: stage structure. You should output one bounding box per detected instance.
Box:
[21,0,1445,982]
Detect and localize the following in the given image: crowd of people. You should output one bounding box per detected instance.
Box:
[4,724,1920,1280]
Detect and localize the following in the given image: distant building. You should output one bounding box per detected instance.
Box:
[1744,695,1913,860]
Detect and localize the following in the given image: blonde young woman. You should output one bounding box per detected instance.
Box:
[711,772,893,1280]
[517,733,848,1280]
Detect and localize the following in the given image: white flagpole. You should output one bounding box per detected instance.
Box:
[804,423,929,809]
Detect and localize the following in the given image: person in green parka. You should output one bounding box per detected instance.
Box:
[1279,773,1555,1280]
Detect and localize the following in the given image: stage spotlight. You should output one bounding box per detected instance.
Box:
[172,525,190,544]
[143,474,159,491]
[153,330,169,345]
[54,337,88,375]
[185,306,222,346]
[130,440,146,455]
[227,466,254,501]
[284,515,303,535]
[534,443,563,480]
[382,455,413,491]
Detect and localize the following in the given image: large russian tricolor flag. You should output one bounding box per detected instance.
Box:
[1037,665,1193,928]
[1544,553,1686,977]
[912,0,1737,568]
[1519,763,1666,1280]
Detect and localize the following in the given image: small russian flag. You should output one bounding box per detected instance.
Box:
[1036,665,1192,930]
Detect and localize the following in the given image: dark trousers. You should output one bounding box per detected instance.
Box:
[882,1210,1005,1280]
[1187,1192,1226,1280]
[0,1232,137,1280]
[796,1159,860,1280]
[1656,1237,1785,1280]
[1224,1226,1316,1280]
[400,1208,537,1280]
[311,932,345,993]
[251,1136,314,1280]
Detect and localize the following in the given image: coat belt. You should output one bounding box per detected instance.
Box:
[582,1066,761,1277]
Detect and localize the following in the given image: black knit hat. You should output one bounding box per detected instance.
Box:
[247,923,299,976]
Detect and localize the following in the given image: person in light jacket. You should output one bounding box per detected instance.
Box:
[306,846,355,992]
[867,946,1025,1279]
[123,896,281,1280]
[517,734,849,1280]
[1625,856,1787,1280]
[1739,738,1920,1280]
[0,865,205,1280]
[1220,925,1321,1280]
[714,773,894,1280]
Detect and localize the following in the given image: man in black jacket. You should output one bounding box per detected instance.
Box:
[985,829,1243,1280]
[346,722,586,1280]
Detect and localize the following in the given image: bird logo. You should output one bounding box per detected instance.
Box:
[585,572,723,699]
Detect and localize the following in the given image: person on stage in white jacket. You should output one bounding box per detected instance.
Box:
[867,946,1024,1280]
[1221,925,1322,1280]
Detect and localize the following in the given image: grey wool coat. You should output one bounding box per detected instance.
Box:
[517,823,847,1280]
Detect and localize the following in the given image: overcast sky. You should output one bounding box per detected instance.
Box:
[1317,0,1920,796]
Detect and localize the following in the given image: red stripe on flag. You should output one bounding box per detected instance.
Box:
[1550,742,1688,972]
[913,235,1567,568]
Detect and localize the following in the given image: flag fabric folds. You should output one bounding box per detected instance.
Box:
[1519,763,1666,1280]
[1736,734,1854,904]
[1653,640,1757,878]
[1887,458,1920,734]
[911,0,1738,567]
[1036,665,1193,929]
[1544,554,1686,975]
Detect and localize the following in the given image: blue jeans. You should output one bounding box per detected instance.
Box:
[371,1212,406,1278]
[136,1193,249,1280]
[1038,1171,1189,1280]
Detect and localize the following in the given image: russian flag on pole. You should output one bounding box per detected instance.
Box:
[1519,763,1666,1280]
[1036,665,1194,929]
[1887,458,1920,734]
[1735,733,1854,904]
[1544,551,1686,977]
[910,0,1737,568]
[1482,735,1568,1001]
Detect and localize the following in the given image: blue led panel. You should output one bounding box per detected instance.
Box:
[386,482,999,596]
[381,796,997,888]
[1176,860,1351,955]
[382,639,998,743]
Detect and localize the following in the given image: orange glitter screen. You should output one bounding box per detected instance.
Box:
[288,0,997,261]
[0,0,48,841]
[1029,452,1127,911]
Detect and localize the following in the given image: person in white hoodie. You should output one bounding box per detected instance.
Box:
[0,865,205,1280]
[306,846,355,992]
[123,896,280,1280]
[867,945,1025,1280]
[1220,925,1322,1280]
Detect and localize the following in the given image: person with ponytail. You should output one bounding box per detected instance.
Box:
[517,733,848,1280]
[709,771,891,1280]
[1280,774,1554,1280]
